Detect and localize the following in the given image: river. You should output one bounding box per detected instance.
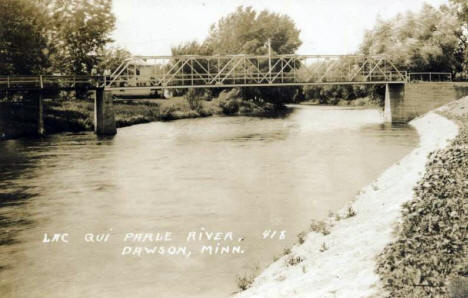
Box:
[0,105,418,298]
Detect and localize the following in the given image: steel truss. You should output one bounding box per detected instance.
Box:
[105,54,407,90]
[0,55,407,91]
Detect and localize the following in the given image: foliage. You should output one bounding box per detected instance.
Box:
[97,47,131,75]
[171,6,302,105]
[185,89,215,113]
[376,112,468,297]
[0,0,115,76]
[297,231,306,244]
[213,88,275,115]
[309,220,330,236]
[346,207,356,218]
[361,4,465,77]
[0,0,50,74]
[46,0,116,75]
[204,6,301,55]
[286,255,304,266]
[235,265,259,291]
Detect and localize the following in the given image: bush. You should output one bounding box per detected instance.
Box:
[185,89,203,111]
[376,112,468,297]
[286,255,304,266]
[216,89,241,115]
[309,220,330,235]
[235,265,259,291]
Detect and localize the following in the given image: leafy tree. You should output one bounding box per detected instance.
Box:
[449,0,468,78]
[204,6,301,55]
[46,0,116,75]
[172,6,302,105]
[0,0,50,74]
[360,4,463,74]
[96,46,131,75]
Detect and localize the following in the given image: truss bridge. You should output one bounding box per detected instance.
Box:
[105,54,407,90]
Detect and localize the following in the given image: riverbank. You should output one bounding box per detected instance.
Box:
[0,89,288,139]
[234,99,463,297]
[300,96,381,108]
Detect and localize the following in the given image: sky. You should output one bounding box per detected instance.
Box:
[111,0,450,56]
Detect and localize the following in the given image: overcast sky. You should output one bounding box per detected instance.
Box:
[111,0,449,56]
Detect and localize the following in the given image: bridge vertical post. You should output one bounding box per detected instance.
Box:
[36,91,45,136]
[384,83,392,123]
[94,88,116,135]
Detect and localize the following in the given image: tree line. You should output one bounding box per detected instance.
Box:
[305,0,468,104]
[1,1,467,104]
[0,0,117,76]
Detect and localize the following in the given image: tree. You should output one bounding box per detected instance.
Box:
[204,6,301,55]
[360,4,463,74]
[47,0,116,75]
[174,6,303,105]
[96,46,131,75]
[449,0,468,78]
[0,0,50,74]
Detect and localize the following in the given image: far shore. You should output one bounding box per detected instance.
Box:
[0,95,379,140]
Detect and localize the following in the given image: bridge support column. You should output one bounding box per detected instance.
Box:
[384,83,392,123]
[28,90,45,136]
[94,88,116,135]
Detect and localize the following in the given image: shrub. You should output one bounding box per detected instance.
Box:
[286,255,304,266]
[236,274,255,291]
[346,207,356,218]
[376,111,468,297]
[235,265,259,291]
[310,220,330,235]
[185,89,203,111]
[297,231,306,244]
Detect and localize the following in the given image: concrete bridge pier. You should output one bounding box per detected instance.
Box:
[36,91,44,136]
[94,88,116,135]
[384,84,392,123]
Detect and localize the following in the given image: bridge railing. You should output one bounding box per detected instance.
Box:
[104,54,407,89]
[0,55,410,91]
[0,75,105,90]
[408,72,452,82]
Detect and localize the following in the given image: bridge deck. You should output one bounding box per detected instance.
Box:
[0,54,410,91]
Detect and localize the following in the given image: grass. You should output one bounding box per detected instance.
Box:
[40,88,286,135]
[309,220,331,236]
[235,265,260,292]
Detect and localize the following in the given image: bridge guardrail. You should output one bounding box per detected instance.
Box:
[0,75,105,90]
[408,72,452,82]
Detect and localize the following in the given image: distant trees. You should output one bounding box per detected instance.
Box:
[204,6,301,56]
[360,4,464,76]
[0,0,115,75]
[171,6,303,105]
[304,2,468,104]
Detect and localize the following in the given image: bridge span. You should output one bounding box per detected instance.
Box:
[0,54,467,136]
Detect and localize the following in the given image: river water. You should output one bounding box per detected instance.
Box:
[0,105,418,298]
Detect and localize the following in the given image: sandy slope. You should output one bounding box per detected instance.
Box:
[234,112,459,298]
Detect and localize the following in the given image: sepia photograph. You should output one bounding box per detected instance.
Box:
[0,0,467,297]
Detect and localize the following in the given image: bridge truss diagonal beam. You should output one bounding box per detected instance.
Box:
[0,54,409,91]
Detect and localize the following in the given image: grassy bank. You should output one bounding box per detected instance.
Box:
[376,97,468,297]
[42,89,283,134]
[300,96,381,107]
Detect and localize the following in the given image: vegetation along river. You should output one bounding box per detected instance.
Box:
[0,104,419,298]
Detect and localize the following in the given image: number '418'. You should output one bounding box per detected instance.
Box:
[262,230,286,240]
